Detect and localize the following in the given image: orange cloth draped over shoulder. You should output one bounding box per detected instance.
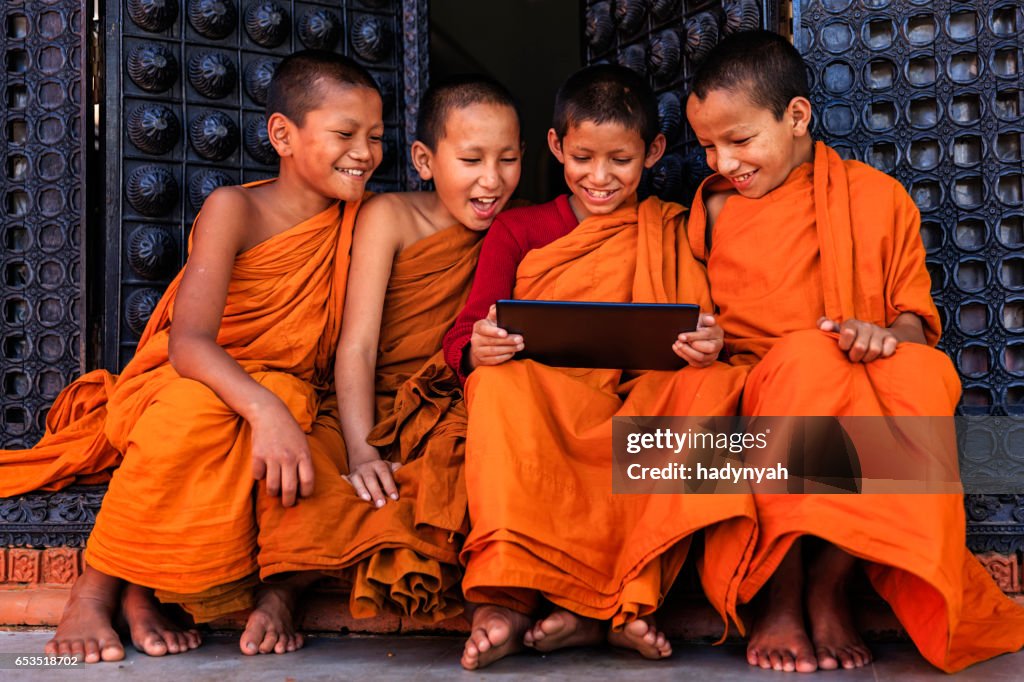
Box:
[689,141,1024,672]
[460,197,753,629]
[255,223,484,623]
[0,187,359,621]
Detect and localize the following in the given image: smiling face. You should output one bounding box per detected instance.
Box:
[270,81,384,202]
[548,120,665,221]
[413,102,522,231]
[686,86,814,199]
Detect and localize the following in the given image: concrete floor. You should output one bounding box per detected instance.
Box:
[1,630,1022,681]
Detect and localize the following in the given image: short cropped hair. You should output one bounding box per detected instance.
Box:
[551,64,660,147]
[266,50,380,124]
[690,30,810,120]
[416,75,521,150]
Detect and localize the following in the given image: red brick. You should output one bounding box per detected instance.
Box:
[977,552,1020,593]
[8,549,41,584]
[42,548,81,586]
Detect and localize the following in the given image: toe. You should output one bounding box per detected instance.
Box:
[781,651,796,672]
[259,629,280,654]
[816,647,839,670]
[796,651,818,673]
[746,647,759,667]
[99,637,125,662]
[143,632,169,656]
[56,640,73,657]
[769,651,784,670]
[44,639,59,656]
[471,628,491,653]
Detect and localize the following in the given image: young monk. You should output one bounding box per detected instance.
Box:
[0,50,383,661]
[251,75,522,622]
[685,29,1024,673]
[443,64,753,670]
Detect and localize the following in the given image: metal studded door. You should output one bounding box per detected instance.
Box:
[101,0,427,370]
[1,2,88,449]
[582,0,779,205]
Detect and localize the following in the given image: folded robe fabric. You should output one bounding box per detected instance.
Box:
[459,197,754,629]
[254,223,484,623]
[688,141,1024,671]
[0,186,359,621]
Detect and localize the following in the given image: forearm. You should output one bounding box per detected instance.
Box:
[335,349,381,465]
[169,335,285,424]
[888,312,926,344]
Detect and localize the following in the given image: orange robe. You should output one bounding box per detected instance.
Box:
[689,141,1024,671]
[460,197,753,628]
[0,189,359,620]
[254,223,484,623]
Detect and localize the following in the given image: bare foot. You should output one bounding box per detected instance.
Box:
[608,618,672,659]
[746,540,817,673]
[239,583,305,656]
[523,609,604,652]
[460,604,531,670]
[806,545,872,670]
[122,583,201,656]
[44,565,125,663]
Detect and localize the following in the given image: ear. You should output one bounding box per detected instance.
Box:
[788,97,813,136]
[410,140,434,181]
[267,112,294,157]
[546,128,565,163]
[643,133,667,168]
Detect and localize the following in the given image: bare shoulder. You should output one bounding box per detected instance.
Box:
[352,192,418,253]
[703,187,739,229]
[191,185,253,251]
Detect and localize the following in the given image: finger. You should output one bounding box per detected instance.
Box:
[475,333,522,348]
[837,322,857,350]
[475,322,509,339]
[362,472,387,508]
[700,313,716,328]
[882,335,899,357]
[848,326,873,363]
[480,353,516,366]
[265,462,281,498]
[862,333,885,363]
[390,461,402,472]
[688,339,721,354]
[487,304,497,323]
[298,454,315,498]
[376,463,400,500]
[280,462,298,507]
[346,473,373,503]
[252,457,267,482]
[674,343,708,365]
[818,316,838,332]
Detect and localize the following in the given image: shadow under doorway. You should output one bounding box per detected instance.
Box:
[430,0,583,204]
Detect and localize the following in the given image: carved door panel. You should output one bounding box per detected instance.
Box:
[100,0,427,370]
[0,1,88,449]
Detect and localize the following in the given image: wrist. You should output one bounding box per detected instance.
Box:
[348,447,381,467]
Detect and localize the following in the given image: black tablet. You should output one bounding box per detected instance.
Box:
[496,299,701,370]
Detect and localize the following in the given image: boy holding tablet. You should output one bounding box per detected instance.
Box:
[443,64,753,669]
[686,30,1024,673]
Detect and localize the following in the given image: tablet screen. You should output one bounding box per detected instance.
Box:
[496,299,701,370]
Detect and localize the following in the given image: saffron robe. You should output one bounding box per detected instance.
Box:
[0,188,359,621]
[254,223,484,623]
[689,141,1024,672]
[459,197,753,628]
